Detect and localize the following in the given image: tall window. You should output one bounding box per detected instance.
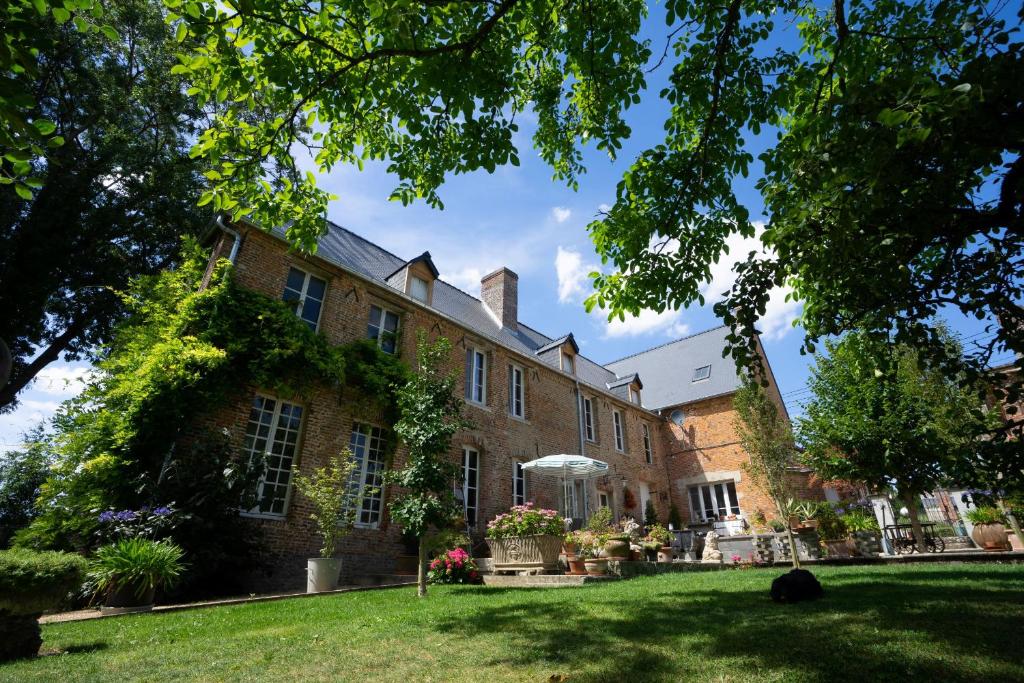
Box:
[465,348,486,405]
[688,481,741,522]
[243,395,304,516]
[508,364,524,418]
[629,387,641,405]
[582,397,595,442]
[642,423,653,464]
[612,410,625,452]
[348,423,388,527]
[562,352,575,375]
[283,267,326,331]
[367,304,400,354]
[462,447,480,526]
[513,461,526,505]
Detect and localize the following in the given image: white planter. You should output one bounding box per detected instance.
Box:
[307,557,343,593]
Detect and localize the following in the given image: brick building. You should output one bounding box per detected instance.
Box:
[203,219,818,588]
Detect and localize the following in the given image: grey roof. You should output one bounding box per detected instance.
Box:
[605,326,742,410]
[535,334,578,356]
[268,220,738,412]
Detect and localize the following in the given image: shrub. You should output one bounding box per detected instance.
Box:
[0,431,52,548]
[0,548,86,615]
[426,548,481,585]
[644,499,658,526]
[568,529,603,558]
[768,519,786,532]
[966,506,1006,525]
[645,523,672,547]
[815,504,848,541]
[667,502,682,530]
[586,506,613,533]
[86,538,185,602]
[842,510,880,533]
[291,451,361,558]
[486,503,566,539]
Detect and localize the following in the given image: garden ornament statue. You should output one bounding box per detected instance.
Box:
[701,530,723,563]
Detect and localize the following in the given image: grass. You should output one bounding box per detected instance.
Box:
[3,563,1023,682]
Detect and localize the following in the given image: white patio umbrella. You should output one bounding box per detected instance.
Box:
[520,454,609,526]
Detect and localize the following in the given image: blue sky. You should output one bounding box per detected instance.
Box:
[0,4,1011,448]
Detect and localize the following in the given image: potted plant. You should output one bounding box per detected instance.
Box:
[816,505,852,557]
[792,501,819,530]
[486,503,567,572]
[87,538,184,612]
[0,549,86,661]
[843,509,882,556]
[967,506,1010,551]
[573,530,607,575]
[645,523,674,562]
[292,451,364,592]
[565,530,589,575]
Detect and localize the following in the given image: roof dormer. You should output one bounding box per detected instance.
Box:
[607,373,643,406]
[386,251,438,306]
[535,333,579,375]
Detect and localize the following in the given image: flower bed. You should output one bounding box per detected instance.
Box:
[427,548,481,585]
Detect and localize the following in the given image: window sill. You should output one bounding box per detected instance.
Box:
[466,401,490,412]
[239,510,287,521]
[508,414,529,424]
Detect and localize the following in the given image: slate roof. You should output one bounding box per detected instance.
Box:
[268,221,738,411]
[605,326,742,410]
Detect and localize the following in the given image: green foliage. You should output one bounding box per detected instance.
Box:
[644,523,672,547]
[813,504,848,542]
[966,506,1006,525]
[582,1,1023,407]
[292,451,361,558]
[387,331,469,596]
[842,510,880,534]
[586,506,613,534]
[0,548,86,615]
[1,0,208,413]
[797,331,996,500]
[168,0,650,248]
[0,427,51,547]
[734,378,798,519]
[643,498,658,527]
[86,538,185,600]
[668,502,682,530]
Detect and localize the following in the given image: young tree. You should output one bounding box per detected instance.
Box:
[733,377,802,568]
[797,331,994,552]
[0,427,53,548]
[0,0,207,411]
[388,332,469,597]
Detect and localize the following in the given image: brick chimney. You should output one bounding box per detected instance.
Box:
[481,267,518,330]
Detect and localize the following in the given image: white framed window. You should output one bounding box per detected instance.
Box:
[465,347,487,405]
[409,275,429,303]
[243,395,304,517]
[513,461,526,506]
[692,365,712,382]
[508,363,524,418]
[613,410,625,452]
[688,480,741,522]
[582,396,595,442]
[367,304,400,354]
[598,491,610,509]
[562,351,575,375]
[347,423,388,527]
[462,446,480,526]
[629,387,641,405]
[642,423,653,464]
[563,479,589,522]
[283,267,326,331]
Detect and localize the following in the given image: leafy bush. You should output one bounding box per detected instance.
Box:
[768,519,787,533]
[291,451,361,558]
[0,548,86,615]
[966,506,1006,525]
[644,499,658,526]
[586,506,613,533]
[486,503,566,539]
[644,523,672,547]
[842,510,880,533]
[667,502,682,530]
[0,431,52,548]
[814,504,848,541]
[426,548,481,585]
[86,538,185,601]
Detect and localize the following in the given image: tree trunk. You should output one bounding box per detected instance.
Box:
[417,536,427,598]
[776,499,800,568]
[902,492,927,553]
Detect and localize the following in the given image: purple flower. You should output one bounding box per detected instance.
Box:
[153,506,172,517]
[835,507,846,515]
[114,510,137,522]
[98,510,115,523]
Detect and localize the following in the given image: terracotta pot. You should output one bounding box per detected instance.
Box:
[971,522,1010,551]
[629,549,642,562]
[824,538,854,558]
[657,546,673,563]
[584,558,608,576]
[562,542,576,559]
[567,558,588,575]
[802,519,819,529]
[604,536,630,560]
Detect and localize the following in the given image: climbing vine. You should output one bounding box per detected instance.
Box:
[18,239,409,551]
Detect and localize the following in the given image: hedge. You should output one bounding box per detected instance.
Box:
[0,548,87,615]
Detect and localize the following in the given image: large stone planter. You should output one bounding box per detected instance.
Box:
[971,523,1010,551]
[823,538,854,558]
[487,534,563,574]
[604,535,630,560]
[851,531,882,557]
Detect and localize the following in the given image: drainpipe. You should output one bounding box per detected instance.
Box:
[573,379,585,457]
[215,214,242,263]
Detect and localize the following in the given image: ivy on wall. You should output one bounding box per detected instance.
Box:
[18,239,409,550]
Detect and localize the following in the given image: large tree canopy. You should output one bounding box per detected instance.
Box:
[175,0,1022,395]
[0,0,207,411]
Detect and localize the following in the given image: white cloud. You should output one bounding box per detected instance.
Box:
[439,266,488,296]
[551,207,572,223]
[31,365,92,397]
[602,309,691,339]
[555,246,597,304]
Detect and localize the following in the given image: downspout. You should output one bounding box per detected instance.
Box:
[215,214,242,263]
[574,379,585,457]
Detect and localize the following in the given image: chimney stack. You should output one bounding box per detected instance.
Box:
[481,267,518,331]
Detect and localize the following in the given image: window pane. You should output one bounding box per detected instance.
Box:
[305,275,326,300]
[693,365,711,381]
[368,305,382,328]
[383,311,399,333]
[689,487,702,521]
[300,298,321,328]
[726,481,740,515]
[286,267,306,292]
[244,398,302,516]
[410,276,428,302]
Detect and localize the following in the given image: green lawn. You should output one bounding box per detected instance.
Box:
[3,564,1023,682]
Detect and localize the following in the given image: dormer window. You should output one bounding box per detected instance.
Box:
[693,365,712,382]
[409,275,429,303]
[629,387,641,405]
[562,351,575,375]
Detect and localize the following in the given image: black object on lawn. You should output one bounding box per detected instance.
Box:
[770,568,824,603]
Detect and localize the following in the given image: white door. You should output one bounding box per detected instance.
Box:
[639,482,651,521]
